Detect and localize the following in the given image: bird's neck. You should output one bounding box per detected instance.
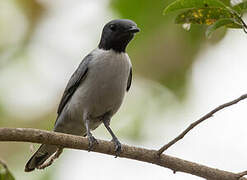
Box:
[98,40,127,53]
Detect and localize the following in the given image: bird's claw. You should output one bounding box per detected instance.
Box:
[88,135,98,151]
[111,138,122,157]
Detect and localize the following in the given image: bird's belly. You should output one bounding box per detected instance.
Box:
[89,78,126,117]
[79,70,127,117]
[69,56,130,120]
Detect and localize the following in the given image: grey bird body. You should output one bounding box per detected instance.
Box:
[25,19,139,172]
[55,48,131,135]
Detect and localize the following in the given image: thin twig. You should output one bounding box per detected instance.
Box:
[0,159,8,169]
[0,128,245,180]
[227,7,247,34]
[234,12,247,33]
[157,94,247,155]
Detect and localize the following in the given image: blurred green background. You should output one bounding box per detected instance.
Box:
[1,0,247,180]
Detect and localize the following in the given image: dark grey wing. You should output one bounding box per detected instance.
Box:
[126,67,132,92]
[57,54,92,115]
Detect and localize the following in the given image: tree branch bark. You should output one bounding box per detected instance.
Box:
[0,128,245,180]
[157,94,247,155]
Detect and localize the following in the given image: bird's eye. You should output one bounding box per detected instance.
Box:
[109,24,117,31]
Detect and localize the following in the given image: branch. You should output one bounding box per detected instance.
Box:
[0,159,8,169]
[238,171,247,179]
[0,128,246,180]
[157,94,247,155]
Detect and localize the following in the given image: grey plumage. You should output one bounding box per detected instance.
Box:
[57,54,92,115]
[25,19,139,172]
[54,48,132,134]
[127,67,132,92]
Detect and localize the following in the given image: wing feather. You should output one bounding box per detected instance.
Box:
[57,54,92,115]
[126,67,132,92]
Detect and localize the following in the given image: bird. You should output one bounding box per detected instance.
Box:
[25,19,140,172]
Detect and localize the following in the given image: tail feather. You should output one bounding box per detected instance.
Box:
[25,144,57,172]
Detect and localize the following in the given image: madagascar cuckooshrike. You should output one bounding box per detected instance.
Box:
[25,19,140,172]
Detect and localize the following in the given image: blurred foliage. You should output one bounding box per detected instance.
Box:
[0,0,44,125]
[163,0,227,13]
[175,8,236,24]
[0,160,15,180]
[15,0,43,43]
[233,1,247,13]
[110,0,247,97]
[205,18,241,37]
[110,0,206,99]
[164,0,247,38]
[0,0,43,69]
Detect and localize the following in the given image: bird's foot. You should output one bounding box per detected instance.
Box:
[88,134,98,151]
[111,137,122,158]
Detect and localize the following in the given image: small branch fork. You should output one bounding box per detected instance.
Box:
[0,94,247,179]
[157,94,247,155]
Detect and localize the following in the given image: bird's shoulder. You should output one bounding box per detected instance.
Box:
[56,52,93,115]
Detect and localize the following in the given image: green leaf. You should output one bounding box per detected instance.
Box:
[206,18,242,37]
[175,7,236,25]
[163,0,228,15]
[232,1,247,14]
[219,0,231,6]
[0,162,15,180]
[225,22,243,28]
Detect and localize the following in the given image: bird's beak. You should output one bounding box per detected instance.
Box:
[127,26,140,33]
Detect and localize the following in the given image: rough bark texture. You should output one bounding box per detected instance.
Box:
[0,128,245,180]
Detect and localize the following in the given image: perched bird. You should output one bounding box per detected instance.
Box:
[25,19,140,172]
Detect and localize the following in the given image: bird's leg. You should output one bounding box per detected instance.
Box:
[102,115,122,157]
[83,114,98,151]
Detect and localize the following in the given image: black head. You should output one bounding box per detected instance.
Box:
[98,19,140,53]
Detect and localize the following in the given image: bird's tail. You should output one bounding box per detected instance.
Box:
[25,144,57,172]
